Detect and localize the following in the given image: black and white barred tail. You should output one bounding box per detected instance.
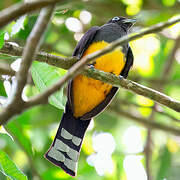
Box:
[45,105,90,176]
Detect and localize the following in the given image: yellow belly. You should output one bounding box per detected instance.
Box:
[73,41,125,117]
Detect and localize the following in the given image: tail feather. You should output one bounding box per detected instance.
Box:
[45,105,91,176]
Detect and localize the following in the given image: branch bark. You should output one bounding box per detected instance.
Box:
[0,42,77,70]
[161,36,180,81]
[0,0,67,28]
[0,6,55,124]
[0,16,180,125]
[110,107,180,136]
[83,68,180,112]
[116,99,180,123]
[11,6,55,102]
[1,15,180,68]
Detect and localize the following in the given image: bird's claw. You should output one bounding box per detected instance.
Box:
[88,64,95,71]
[118,75,124,80]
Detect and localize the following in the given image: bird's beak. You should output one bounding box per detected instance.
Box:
[122,18,136,29]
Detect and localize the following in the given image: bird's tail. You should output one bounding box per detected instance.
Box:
[45,105,91,176]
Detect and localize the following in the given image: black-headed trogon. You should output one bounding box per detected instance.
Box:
[45,16,135,176]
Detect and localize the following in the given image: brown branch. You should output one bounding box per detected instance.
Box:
[161,36,180,81]
[130,75,180,85]
[117,99,180,123]
[12,6,55,102]
[0,0,68,28]
[0,6,55,124]
[0,16,180,124]
[1,55,179,124]
[110,107,180,136]
[25,49,112,107]
[1,15,180,68]
[83,68,180,112]
[0,42,77,70]
[144,35,180,180]
[144,108,155,180]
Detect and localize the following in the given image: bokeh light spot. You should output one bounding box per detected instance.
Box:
[122,126,143,153]
[65,17,83,32]
[167,138,179,153]
[87,132,116,176]
[80,10,92,24]
[126,5,140,16]
[130,34,160,76]
[162,0,176,6]
[124,155,147,180]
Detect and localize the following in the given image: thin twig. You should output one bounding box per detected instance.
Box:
[144,35,180,180]
[109,107,180,136]
[0,0,69,28]
[161,36,180,81]
[0,52,179,124]
[117,99,180,123]
[144,107,155,180]
[1,15,180,69]
[11,6,55,102]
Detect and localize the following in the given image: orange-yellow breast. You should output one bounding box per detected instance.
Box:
[73,41,125,117]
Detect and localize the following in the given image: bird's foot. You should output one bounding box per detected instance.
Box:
[118,75,124,80]
[88,64,95,71]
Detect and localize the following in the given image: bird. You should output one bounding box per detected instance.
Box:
[45,16,135,176]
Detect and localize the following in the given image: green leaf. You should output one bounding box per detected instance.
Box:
[42,168,70,180]
[95,111,118,131]
[0,31,5,49]
[0,150,28,180]
[0,55,20,60]
[0,80,6,97]
[31,61,66,110]
[6,121,33,156]
[156,146,171,180]
[0,126,13,141]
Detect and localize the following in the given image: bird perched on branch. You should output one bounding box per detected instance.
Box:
[45,16,135,176]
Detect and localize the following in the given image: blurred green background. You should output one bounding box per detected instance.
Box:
[0,0,180,180]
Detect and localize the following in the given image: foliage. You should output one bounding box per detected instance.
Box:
[0,149,28,180]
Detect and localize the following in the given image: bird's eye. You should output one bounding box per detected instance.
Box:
[112,17,120,21]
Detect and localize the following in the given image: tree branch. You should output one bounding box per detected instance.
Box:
[0,0,68,28]
[0,42,77,70]
[0,16,180,124]
[116,99,180,123]
[161,36,180,81]
[83,68,180,112]
[143,35,180,180]
[1,15,180,68]
[0,6,55,124]
[109,107,180,136]
[144,107,155,180]
[12,6,55,102]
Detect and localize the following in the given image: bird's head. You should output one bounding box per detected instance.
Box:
[108,16,136,30]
